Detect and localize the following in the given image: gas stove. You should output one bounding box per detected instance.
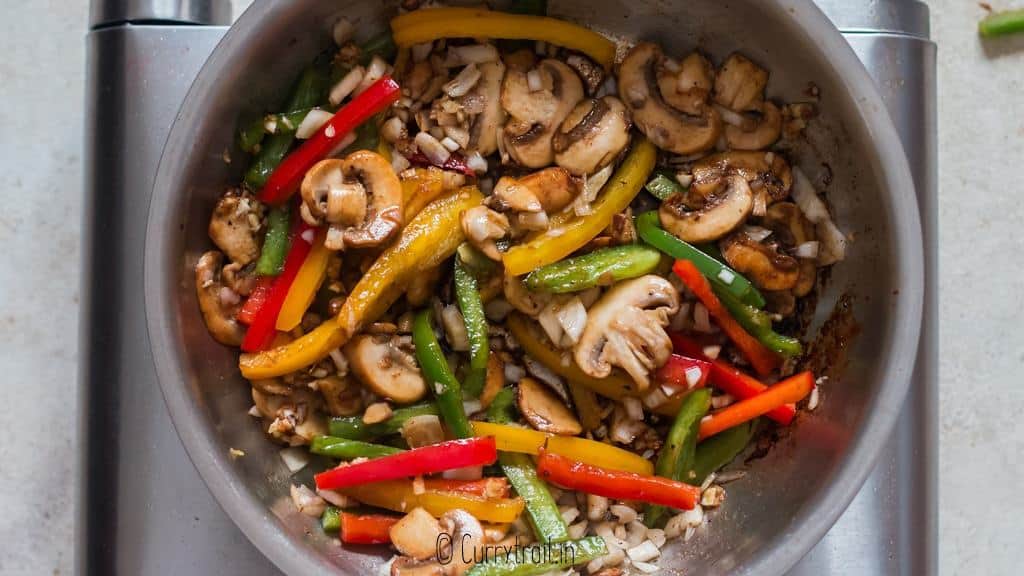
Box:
[78,1,936,573]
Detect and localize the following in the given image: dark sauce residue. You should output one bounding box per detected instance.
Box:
[802,293,861,381]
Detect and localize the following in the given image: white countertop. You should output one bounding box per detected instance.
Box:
[0,1,1020,574]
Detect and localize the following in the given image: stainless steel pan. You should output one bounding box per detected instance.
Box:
[144,1,924,574]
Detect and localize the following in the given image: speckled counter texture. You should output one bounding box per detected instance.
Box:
[0,1,1020,575]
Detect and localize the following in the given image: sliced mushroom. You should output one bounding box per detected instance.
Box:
[390,507,444,560]
[401,414,446,448]
[659,174,753,243]
[725,101,782,150]
[208,189,263,266]
[300,151,403,250]
[618,43,721,155]
[503,274,551,316]
[438,510,485,576]
[391,558,445,576]
[491,167,581,215]
[517,377,582,435]
[252,387,328,446]
[566,53,605,95]
[713,53,768,112]
[195,251,245,346]
[573,275,680,391]
[501,59,585,167]
[461,205,510,261]
[657,52,714,116]
[344,334,426,403]
[553,96,632,176]
[463,60,507,156]
[720,232,800,291]
[764,202,817,296]
[690,150,792,201]
[763,290,796,316]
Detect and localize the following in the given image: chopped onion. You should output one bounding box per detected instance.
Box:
[816,219,848,265]
[381,116,407,143]
[462,399,482,415]
[742,225,773,242]
[716,269,736,285]
[443,126,471,149]
[355,56,389,95]
[262,116,278,134]
[574,164,614,216]
[794,240,820,259]
[527,69,544,92]
[537,302,567,348]
[440,136,460,152]
[702,345,721,359]
[684,366,704,388]
[713,104,747,127]
[440,305,470,351]
[791,167,831,223]
[627,540,661,563]
[429,126,446,141]
[295,109,333,139]
[328,348,348,374]
[444,63,481,97]
[414,131,451,165]
[390,151,411,173]
[332,17,355,46]
[329,66,364,106]
[555,296,588,345]
[465,150,488,173]
[280,447,310,473]
[663,58,681,73]
[411,41,434,62]
[623,397,644,421]
[290,484,326,518]
[449,44,499,65]
[711,394,734,409]
[318,489,354,508]
[442,466,483,480]
[675,171,694,188]
[752,189,767,217]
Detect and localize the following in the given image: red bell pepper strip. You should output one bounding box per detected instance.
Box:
[672,259,780,376]
[536,449,700,511]
[258,76,401,205]
[670,333,797,425]
[340,512,400,545]
[422,477,511,498]
[236,277,274,325]
[405,150,477,177]
[315,437,498,491]
[239,219,318,352]
[655,354,711,393]
[699,371,814,440]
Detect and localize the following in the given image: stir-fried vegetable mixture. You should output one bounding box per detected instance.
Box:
[195,4,846,574]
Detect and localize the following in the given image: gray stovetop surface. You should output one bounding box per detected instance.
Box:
[0,1,1020,575]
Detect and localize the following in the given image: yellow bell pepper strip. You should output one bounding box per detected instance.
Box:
[275,230,331,331]
[470,421,654,476]
[239,187,484,379]
[502,138,656,276]
[390,8,617,71]
[566,381,602,433]
[340,480,525,524]
[401,167,450,221]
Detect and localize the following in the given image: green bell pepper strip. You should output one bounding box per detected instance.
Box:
[524,244,662,293]
[636,210,766,309]
[244,58,330,189]
[487,384,569,544]
[979,9,1024,38]
[321,506,342,533]
[254,205,292,276]
[238,107,315,154]
[310,435,404,460]
[465,536,607,576]
[328,402,440,440]
[690,419,759,486]
[454,258,490,398]
[644,388,711,527]
[412,309,473,439]
[714,286,803,357]
[457,243,498,277]
[645,170,685,201]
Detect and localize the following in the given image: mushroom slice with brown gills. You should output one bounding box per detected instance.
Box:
[720,231,799,292]
[300,150,403,251]
[461,205,510,261]
[195,251,245,346]
[763,201,817,297]
[725,101,782,151]
[573,275,680,391]
[390,507,444,561]
[500,58,585,167]
[660,174,753,243]
[344,333,427,403]
[251,386,328,446]
[657,52,714,116]
[462,60,507,156]
[503,274,551,316]
[208,188,263,266]
[618,43,721,155]
[517,377,582,435]
[553,96,632,176]
[438,510,485,576]
[713,53,768,113]
[690,150,792,201]
[490,167,581,231]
